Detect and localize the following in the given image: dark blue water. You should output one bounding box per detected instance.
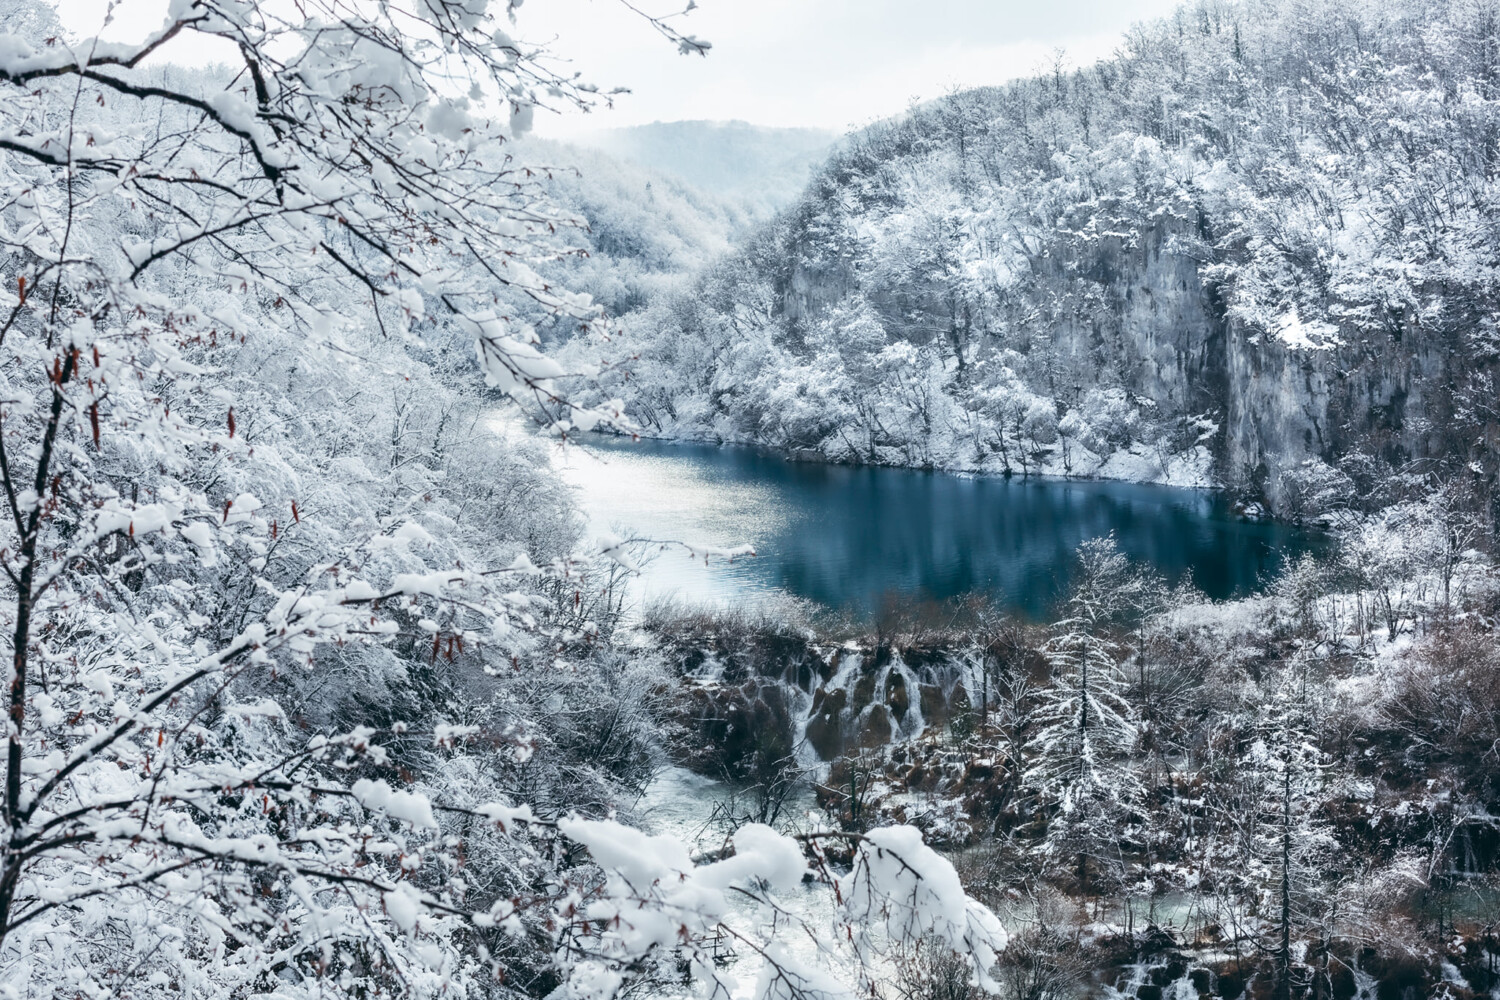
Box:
[565,438,1323,618]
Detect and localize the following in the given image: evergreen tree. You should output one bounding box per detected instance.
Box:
[1030,536,1143,893]
[1244,660,1337,1000]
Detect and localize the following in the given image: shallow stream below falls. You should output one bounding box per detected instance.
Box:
[562,436,1324,619]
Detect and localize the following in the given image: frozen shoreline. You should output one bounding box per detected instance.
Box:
[588,428,1223,493]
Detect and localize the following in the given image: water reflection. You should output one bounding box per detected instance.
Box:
[562,438,1324,619]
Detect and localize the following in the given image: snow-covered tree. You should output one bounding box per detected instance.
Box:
[0,1,1008,997]
[1029,536,1143,892]
[1241,662,1338,1000]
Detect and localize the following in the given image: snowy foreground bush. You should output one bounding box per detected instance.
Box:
[0,0,1003,997]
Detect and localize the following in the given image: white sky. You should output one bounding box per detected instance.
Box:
[51,0,1183,138]
[523,0,1183,137]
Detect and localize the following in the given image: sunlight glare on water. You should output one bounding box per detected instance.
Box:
[559,438,800,608]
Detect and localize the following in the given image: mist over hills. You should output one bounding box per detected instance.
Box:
[569,119,839,214]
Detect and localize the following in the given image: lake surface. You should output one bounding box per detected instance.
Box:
[562,437,1324,619]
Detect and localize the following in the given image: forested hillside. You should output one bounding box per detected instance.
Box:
[514,138,751,320]
[573,0,1500,520]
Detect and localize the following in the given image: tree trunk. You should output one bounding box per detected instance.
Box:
[1280,764,1293,1000]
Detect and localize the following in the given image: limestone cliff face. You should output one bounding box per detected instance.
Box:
[1030,218,1461,501]
[778,255,856,331]
[1033,220,1231,420]
[767,201,1469,505]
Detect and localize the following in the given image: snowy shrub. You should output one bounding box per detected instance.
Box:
[1275,458,1356,525]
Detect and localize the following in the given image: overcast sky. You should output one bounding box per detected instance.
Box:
[52,0,1183,138]
[520,0,1182,137]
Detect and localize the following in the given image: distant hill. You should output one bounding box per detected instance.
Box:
[571,120,838,215]
[503,137,753,335]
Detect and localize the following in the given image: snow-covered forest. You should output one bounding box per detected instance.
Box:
[566,0,1500,515]
[0,0,1497,999]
